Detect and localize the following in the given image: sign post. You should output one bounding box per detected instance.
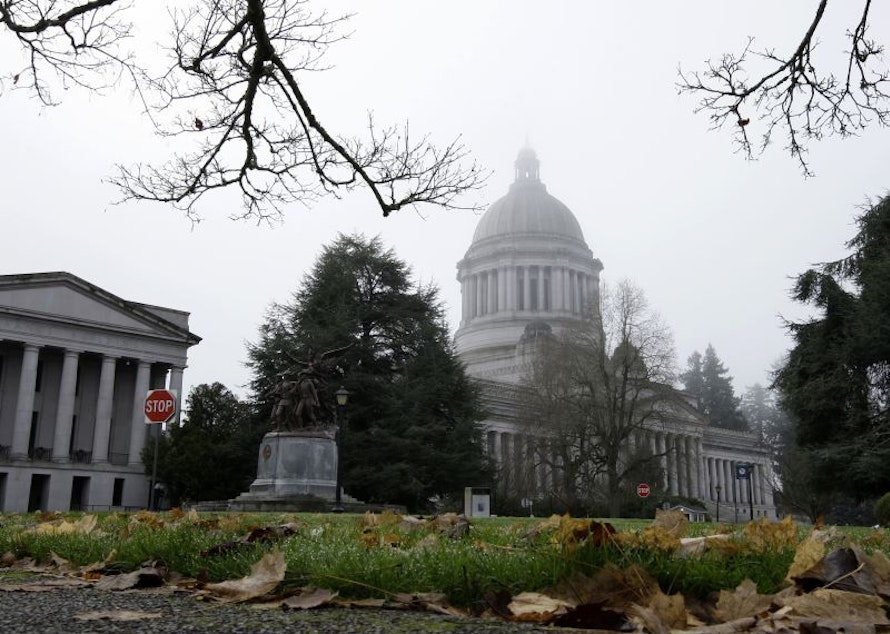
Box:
[145,389,177,511]
[636,483,651,498]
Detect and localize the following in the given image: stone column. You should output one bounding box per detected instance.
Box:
[489,269,498,314]
[522,268,531,312]
[668,435,679,496]
[552,267,563,311]
[498,266,507,312]
[475,273,484,316]
[127,360,153,466]
[657,432,668,490]
[169,366,185,426]
[91,355,118,463]
[11,343,41,459]
[694,438,703,499]
[506,266,516,311]
[51,349,81,461]
[682,436,694,498]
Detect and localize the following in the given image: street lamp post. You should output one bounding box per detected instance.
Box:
[715,484,722,523]
[332,386,350,513]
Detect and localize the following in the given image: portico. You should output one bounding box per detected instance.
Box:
[0,272,200,512]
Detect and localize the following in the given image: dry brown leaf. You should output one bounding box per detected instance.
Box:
[0,578,91,592]
[743,515,797,551]
[75,610,162,622]
[1,551,16,567]
[508,591,574,621]
[281,587,338,610]
[94,567,164,591]
[776,587,889,625]
[549,564,658,608]
[29,514,97,536]
[204,550,286,603]
[361,510,402,528]
[647,588,687,630]
[786,530,829,581]
[391,591,466,616]
[679,533,731,557]
[714,579,772,623]
[652,509,689,539]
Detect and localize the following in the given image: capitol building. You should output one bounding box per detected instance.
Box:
[454,148,775,519]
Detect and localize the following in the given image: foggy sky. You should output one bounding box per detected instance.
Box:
[3,1,889,402]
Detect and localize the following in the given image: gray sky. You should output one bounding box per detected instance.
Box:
[3,1,889,401]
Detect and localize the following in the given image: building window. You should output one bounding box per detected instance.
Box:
[35,360,43,393]
[112,478,124,507]
[28,474,49,512]
[70,477,90,511]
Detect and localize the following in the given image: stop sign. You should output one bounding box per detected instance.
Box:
[637,483,651,498]
[144,389,177,424]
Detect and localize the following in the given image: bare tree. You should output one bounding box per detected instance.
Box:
[678,0,890,176]
[1,1,485,221]
[518,280,677,517]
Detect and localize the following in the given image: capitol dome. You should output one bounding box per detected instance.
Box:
[470,148,586,247]
[454,148,603,383]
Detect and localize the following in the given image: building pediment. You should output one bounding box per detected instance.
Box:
[0,272,200,346]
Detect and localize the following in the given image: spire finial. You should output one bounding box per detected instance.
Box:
[514,145,540,182]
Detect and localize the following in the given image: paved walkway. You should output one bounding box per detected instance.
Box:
[0,583,571,633]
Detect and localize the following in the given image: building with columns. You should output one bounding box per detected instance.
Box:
[454,149,775,519]
[0,272,200,512]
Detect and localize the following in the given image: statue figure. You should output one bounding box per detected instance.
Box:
[268,374,299,431]
[294,366,321,429]
[273,344,352,430]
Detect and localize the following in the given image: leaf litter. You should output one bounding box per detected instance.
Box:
[3,510,890,631]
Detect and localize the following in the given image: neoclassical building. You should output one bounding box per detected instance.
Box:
[0,272,200,512]
[455,149,775,519]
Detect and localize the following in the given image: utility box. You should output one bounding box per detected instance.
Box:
[464,486,491,518]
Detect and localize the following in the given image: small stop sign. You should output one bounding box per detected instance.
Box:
[144,389,177,424]
[637,483,651,498]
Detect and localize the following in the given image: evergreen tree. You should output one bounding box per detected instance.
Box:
[145,382,259,505]
[682,345,748,430]
[246,234,490,511]
[701,345,748,430]
[775,195,890,499]
[679,351,704,408]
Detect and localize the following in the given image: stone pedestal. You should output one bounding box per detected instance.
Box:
[228,429,406,514]
[230,429,344,511]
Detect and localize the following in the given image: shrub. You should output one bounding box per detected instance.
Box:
[873,493,890,527]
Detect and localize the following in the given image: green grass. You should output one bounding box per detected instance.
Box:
[0,511,885,608]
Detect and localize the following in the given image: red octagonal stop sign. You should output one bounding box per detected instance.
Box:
[637,483,651,498]
[144,389,177,424]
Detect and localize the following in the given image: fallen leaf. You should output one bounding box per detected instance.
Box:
[508,591,574,622]
[714,579,772,622]
[29,514,97,536]
[776,587,889,625]
[94,567,164,591]
[391,592,465,616]
[75,610,162,622]
[281,587,338,610]
[204,550,286,603]
[743,516,797,551]
[786,530,829,581]
[647,588,687,630]
[551,599,630,630]
[652,509,688,539]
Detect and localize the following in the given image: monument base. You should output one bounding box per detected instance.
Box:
[229,430,405,513]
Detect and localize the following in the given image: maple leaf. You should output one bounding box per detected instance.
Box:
[203,550,286,603]
[714,579,773,622]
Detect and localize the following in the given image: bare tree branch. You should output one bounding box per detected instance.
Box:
[678,0,890,176]
[1,0,487,220]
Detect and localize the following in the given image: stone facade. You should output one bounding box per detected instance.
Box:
[0,272,200,511]
[455,149,775,519]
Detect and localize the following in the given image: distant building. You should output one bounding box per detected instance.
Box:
[454,149,775,519]
[0,272,200,511]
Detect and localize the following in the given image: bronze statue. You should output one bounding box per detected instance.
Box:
[271,344,352,431]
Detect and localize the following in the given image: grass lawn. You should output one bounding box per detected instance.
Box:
[1,510,886,610]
